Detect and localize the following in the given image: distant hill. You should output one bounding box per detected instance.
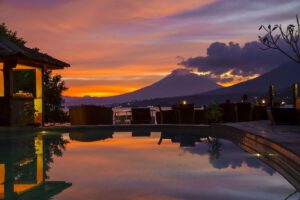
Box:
[206,62,300,95]
[65,70,221,106]
[121,62,300,106]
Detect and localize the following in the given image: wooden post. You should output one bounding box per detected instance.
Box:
[41,67,45,126]
[269,85,275,108]
[3,61,16,126]
[293,83,298,108]
[34,66,44,126]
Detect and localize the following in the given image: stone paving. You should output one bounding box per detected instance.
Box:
[225,120,300,156]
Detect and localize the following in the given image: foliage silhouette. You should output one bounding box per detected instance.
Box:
[259,15,300,63]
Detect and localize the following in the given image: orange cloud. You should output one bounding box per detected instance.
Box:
[64,85,141,97]
[216,71,260,87]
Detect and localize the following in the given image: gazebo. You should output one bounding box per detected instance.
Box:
[0,36,70,126]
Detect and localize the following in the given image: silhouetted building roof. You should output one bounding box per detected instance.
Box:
[0,36,70,69]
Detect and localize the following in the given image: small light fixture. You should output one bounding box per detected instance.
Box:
[181,100,187,105]
[261,99,266,106]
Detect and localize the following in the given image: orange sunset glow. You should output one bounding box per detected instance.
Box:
[0,0,296,97]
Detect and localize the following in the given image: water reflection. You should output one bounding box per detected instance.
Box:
[0,134,71,199]
[132,131,151,137]
[183,137,275,175]
[0,129,299,199]
[158,132,204,147]
[70,131,113,142]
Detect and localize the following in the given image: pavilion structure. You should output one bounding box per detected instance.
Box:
[0,36,70,126]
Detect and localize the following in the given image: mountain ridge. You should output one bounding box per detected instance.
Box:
[120,62,300,106]
[65,71,221,106]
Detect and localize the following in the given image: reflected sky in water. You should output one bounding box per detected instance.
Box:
[43,131,298,200]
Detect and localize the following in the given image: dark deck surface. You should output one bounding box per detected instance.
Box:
[225,120,300,156]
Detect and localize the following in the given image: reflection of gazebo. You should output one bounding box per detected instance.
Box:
[0,135,71,199]
[0,36,70,126]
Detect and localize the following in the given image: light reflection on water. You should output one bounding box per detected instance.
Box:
[0,130,299,200]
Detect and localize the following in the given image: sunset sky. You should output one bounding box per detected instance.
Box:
[0,0,299,97]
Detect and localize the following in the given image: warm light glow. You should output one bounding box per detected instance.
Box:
[15,64,43,124]
[35,135,44,184]
[35,67,43,124]
[64,85,141,97]
[40,131,48,134]
[181,100,187,105]
[35,67,42,99]
[0,63,3,97]
[57,65,175,97]
[216,70,260,87]
[0,164,4,198]
[192,70,211,76]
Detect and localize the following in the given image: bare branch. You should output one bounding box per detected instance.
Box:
[258,15,300,64]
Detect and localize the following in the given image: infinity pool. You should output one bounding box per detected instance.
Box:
[0,128,299,200]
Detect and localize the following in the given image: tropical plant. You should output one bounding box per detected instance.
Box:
[207,102,223,123]
[44,70,69,123]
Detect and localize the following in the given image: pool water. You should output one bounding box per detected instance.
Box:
[0,129,299,200]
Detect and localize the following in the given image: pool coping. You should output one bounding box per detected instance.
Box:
[0,122,299,159]
[1,122,299,155]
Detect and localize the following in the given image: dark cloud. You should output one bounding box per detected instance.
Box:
[180,40,289,76]
[171,68,193,75]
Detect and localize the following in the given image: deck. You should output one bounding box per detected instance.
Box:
[224,120,300,156]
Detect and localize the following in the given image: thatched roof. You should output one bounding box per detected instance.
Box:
[0,36,70,69]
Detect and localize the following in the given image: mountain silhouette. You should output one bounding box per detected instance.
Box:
[116,62,300,106]
[65,71,221,106]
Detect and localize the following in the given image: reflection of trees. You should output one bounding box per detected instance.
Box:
[207,137,222,160]
[14,138,37,184]
[182,137,274,175]
[43,134,69,179]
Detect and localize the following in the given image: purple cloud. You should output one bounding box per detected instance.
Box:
[2,0,68,8]
[180,40,289,76]
[170,0,300,22]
